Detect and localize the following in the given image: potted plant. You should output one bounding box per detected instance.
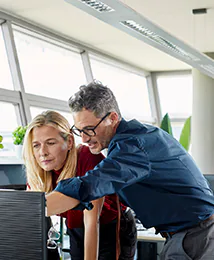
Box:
[160,113,191,151]
[12,125,28,158]
[0,135,3,149]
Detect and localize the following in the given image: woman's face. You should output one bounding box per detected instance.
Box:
[32,125,73,171]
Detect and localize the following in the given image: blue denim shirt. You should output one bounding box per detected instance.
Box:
[55,118,214,233]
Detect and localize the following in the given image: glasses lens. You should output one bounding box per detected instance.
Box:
[83,129,95,137]
[72,128,95,137]
[72,127,81,136]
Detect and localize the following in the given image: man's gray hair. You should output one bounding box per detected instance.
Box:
[68,81,122,118]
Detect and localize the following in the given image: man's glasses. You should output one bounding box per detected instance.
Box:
[47,222,60,250]
[71,112,111,137]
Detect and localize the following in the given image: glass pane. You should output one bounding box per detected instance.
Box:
[90,57,151,121]
[157,74,192,118]
[171,121,192,155]
[0,102,19,157]
[30,106,82,146]
[30,106,73,125]
[171,121,184,141]
[13,29,86,100]
[0,27,14,90]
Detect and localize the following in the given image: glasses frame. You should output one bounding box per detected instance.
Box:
[71,112,111,137]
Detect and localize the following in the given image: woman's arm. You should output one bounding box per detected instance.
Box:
[83,197,105,260]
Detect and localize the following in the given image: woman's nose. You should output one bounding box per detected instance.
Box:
[40,145,49,156]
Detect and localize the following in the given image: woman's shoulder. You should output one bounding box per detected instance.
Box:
[77,144,89,154]
[76,145,105,176]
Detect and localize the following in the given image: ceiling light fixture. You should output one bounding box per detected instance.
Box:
[65,0,214,78]
[200,64,214,74]
[76,0,114,13]
[120,20,200,62]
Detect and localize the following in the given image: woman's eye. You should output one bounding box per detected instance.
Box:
[47,142,55,145]
[33,144,39,148]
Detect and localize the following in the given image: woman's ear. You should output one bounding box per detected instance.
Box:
[67,134,74,151]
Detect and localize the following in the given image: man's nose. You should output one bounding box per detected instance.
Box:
[80,132,91,143]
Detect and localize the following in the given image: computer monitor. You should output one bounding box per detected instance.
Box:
[0,189,47,260]
[204,174,214,193]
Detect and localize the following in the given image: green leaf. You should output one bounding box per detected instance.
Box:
[12,125,28,145]
[179,116,191,151]
[160,113,173,136]
[0,135,3,149]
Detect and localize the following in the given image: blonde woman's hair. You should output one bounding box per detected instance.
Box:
[23,110,77,193]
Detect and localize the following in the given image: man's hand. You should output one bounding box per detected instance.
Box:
[45,191,80,216]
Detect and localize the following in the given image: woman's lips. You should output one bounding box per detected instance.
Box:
[42,160,52,164]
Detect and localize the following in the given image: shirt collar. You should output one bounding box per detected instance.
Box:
[52,168,63,175]
[116,118,128,134]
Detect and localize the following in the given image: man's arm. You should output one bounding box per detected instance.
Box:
[55,138,149,202]
[45,191,80,216]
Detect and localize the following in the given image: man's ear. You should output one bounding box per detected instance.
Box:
[109,112,119,126]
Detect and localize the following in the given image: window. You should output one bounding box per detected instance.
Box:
[171,121,184,141]
[30,106,73,125]
[157,73,192,142]
[171,121,192,155]
[90,56,151,122]
[13,27,86,101]
[157,74,192,119]
[0,102,19,157]
[0,27,14,90]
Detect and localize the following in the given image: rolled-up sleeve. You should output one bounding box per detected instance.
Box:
[55,137,150,203]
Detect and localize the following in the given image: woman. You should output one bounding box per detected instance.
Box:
[23,110,137,260]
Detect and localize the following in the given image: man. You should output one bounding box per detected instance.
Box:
[46,81,214,259]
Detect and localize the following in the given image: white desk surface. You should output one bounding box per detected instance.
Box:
[137,228,165,242]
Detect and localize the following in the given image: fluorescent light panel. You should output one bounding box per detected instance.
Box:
[65,0,214,78]
[200,64,214,74]
[77,0,114,13]
[120,20,200,63]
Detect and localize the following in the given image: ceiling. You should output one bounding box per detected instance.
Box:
[0,0,214,74]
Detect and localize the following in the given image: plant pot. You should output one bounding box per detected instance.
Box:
[15,145,23,159]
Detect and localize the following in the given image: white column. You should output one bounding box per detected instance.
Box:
[191,68,214,174]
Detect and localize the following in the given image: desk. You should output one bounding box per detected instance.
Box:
[137,228,165,243]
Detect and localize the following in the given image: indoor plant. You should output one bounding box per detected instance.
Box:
[0,135,3,149]
[12,125,28,158]
[160,113,191,151]
[12,125,28,145]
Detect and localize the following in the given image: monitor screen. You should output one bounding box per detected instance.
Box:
[204,174,214,193]
[0,190,47,260]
